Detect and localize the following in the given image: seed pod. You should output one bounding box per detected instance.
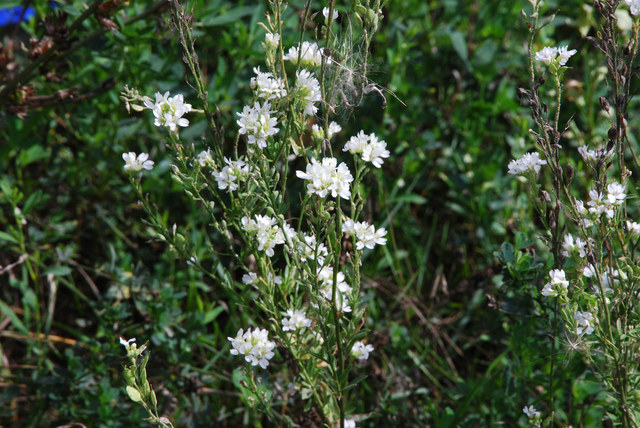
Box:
[608,124,617,140]
[565,164,574,184]
[599,96,610,113]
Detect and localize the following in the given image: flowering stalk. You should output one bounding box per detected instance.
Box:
[120,338,174,428]
[512,1,640,424]
[120,1,386,426]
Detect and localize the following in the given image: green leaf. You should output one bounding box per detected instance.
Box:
[0,300,29,336]
[17,145,50,168]
[44,266,72,276]
[22,190,42,215]
[198,6,256,27]
[449,30,468,64]
[0,231,19,245]
[393,193,427,205]
[203,306,224,324]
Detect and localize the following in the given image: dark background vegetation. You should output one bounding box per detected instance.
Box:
[0,0,621,426]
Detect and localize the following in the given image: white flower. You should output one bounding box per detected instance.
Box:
[344,130,370,154]
[312,121,342,141]
[119,337,136,347]
[541,269,569,298]
[144,91,192,132]
[344,131,390,168]
[317,265,352,295]
[344,420,356,428]
[507,152,547,175]
[267,271,283,285]
[296,233,329,266]
[242,272,257,285]
[228,328,276,369]
[587,185,621,219]
[296,157,354,199]
[343,219,387,250]
[323,7,338,20]
[534,46,576,67]
[627,220,640,236]
[362,134,390,168]
[351,341,374,360]
[535,46,558,64]
[557,46,578,65]
[119,336,146,358]
[212,157,250,191]
[282,309,312,331]
[241,214,285,257]
[123,152,154,172]
[283,41,329,68]
[606,182,626,205]
[574,199,593,228]
[265,32,280,48]
[561,233,587,258]
[250,67,287,100]
[523,405,540,418]
[625,0,640,16]
[316,265,352,312]
[197,149,214,167]
[578,145,613,161]
[583,264,616,294]
[295,70,322,116]
[575,311,594,335]
[236,101,279,148]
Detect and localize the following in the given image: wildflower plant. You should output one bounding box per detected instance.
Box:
[120,0,387,425]
[512,0,640,424]
[120,338,174,428]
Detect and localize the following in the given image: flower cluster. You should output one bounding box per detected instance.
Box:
[251,67,287,100]
[541,269,569,298]
[123,152,154,172]
[317,265,352,313]
[241,214,286,257]
[197,149,214,167]
[351,341,374,361]
[534,45,577,67]
[144,91,192,132]
[264,32,279,48]
[583,264,617,295]
[294,70,322,116]
[343,130,390,168]
[578,145,613,161]
[561,233,588,259]
[228,328,276,369]
[343,219,387,250]
[294,232,329,266]
[625,0,640,16]
[281,309,312,331]
[296,157,354,199]
[283,41,328,68]
[507,152,547,175]
[212,157,250,191]
[575,311,594,335]
[311,121,342,142]
[586,182,626,219]
[627,221,640,236]
[236,101,279,148]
